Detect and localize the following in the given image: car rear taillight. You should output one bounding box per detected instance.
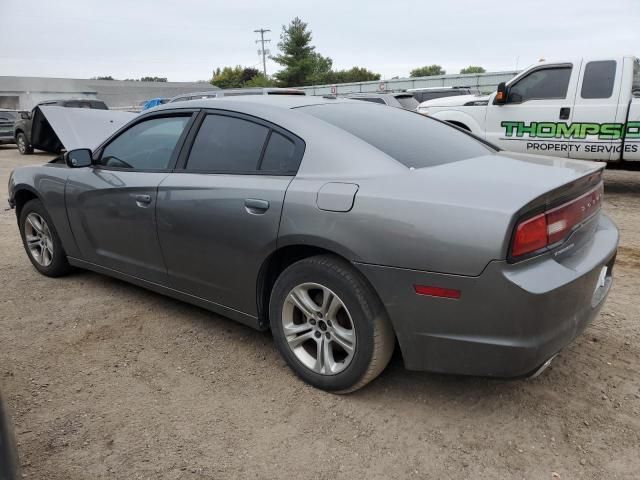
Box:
[510,183,604,260]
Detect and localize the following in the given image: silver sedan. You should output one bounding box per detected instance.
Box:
[8,96,618,392]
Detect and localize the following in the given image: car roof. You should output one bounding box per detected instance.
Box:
[155,94,346,111]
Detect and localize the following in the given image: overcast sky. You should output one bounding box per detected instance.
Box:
[1,0,638,82]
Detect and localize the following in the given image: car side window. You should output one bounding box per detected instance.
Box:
[581,61,616,99]
[185,114,269,173]
[259,132,299,173]
[98,116,189,170]
[508,66,572,103]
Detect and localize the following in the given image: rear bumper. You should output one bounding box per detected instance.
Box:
[356,213,618,377]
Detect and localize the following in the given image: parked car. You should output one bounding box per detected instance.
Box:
[0,392,19,480]
[168,87,305,103]
[344,92,419,110]
[408,86,481,103]
[417,55,640,162]
[8,96,618,393]
[0,110,21,146]
[14,99,109,155]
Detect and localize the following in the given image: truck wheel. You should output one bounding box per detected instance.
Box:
[16,133,33,155]
[19,199,71,277]
[270,255,395,393]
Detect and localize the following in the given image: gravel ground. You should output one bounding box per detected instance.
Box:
[1,145,639,479]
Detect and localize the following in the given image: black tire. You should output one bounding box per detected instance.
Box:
[270,255,394,393]
[18,199,71,277]
[16,132,33,155]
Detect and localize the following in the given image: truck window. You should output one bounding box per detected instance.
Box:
[581,61,616,99]
[633,58,640,97]
[507,66,572,103]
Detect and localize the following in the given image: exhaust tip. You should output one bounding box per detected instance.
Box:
[528,354,557,379]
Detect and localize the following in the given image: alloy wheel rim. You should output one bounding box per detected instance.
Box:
[282,282,356,375]
[24,213,54,267]
[18,135,25,153]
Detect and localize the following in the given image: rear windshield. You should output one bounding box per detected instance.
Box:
[395,95,419,110]
[302,103,493,168]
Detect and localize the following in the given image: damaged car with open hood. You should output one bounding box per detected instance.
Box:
[7,95,618,393]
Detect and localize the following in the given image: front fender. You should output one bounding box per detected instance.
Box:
[429,110,485,137]
[9,165,80,258]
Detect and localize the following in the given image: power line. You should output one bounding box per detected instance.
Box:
[253,28,271,77]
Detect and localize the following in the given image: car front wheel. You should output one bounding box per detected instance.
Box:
[270,255,394,393]
[16,133,33,155]
[19,199,71,277]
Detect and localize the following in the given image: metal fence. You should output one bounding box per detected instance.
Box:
[300,70,520,96]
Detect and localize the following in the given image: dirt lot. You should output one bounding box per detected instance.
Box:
[1,145,639,479]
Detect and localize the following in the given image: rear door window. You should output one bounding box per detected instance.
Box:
[259,132,299,173]
[186,114,269,173]
[581,61,616,99]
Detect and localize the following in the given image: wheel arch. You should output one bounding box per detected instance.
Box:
[256,239,392,335]
[429,110,484,136]
[12,186,40,220]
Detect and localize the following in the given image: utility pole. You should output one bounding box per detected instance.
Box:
[254,28,271,76]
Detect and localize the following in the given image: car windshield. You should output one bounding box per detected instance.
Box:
[395,95,419,110]
[302,103,494,169]
[0,111,17,121]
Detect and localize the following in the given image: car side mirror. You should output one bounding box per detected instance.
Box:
[65,148,93,168]
[20,111,31,120]
[495,82,508,105]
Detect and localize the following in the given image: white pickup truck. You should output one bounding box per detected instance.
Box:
[417,55,640,162]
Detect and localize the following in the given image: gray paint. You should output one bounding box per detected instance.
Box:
[7,95,619,376]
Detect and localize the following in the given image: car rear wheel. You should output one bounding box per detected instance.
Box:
[19,199,71,277]
[16,132,33,155]
[270,255,394,393]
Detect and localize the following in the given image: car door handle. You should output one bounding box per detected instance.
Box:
[134,194,152,206]
[244,198,269,214]
[559,107,571,120]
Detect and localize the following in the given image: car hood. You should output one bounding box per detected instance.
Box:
[35,106,137,152]
[417,94,489,109]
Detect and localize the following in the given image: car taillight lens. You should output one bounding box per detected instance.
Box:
[511,213,548,257]
[510,183,604,259]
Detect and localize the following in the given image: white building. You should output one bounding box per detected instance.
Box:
[0,76,219,110]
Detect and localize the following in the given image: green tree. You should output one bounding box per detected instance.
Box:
[92,75,114,80]
[271,17,331,87]
[140,76,167,82]
[210,66,244,88]
[409,65,446,77]
[210,66,276,88]
[324,66,381,84]
[460,65,486,74]
[244,73,276,87]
